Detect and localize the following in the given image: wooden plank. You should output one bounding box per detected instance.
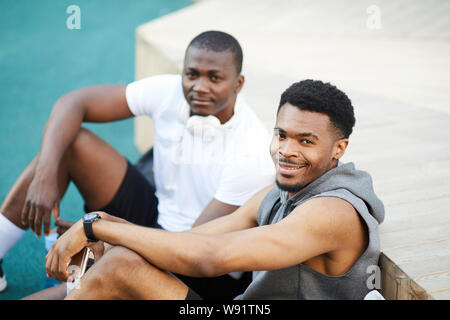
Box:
[375,169,450,192]
[380,238,450,299]
[353,118,447,137]
[344,148,450,175]
[352,116,450,136]
[349,113,450,139]
[378,184,450,206]
[399,255,450,280]
[380,223,450,250]
[346,142,450,164]
[375,176,450,202]
[382,239,450,265]
[380,210,450,234]
[380,249,449,300]
[368,159,450,183]
[346,137,425,156]
[351,155,450,177]
[383,196,450,218]
[382,255,450,299]
[415,270,450,293]
[354,101,438,116]
[430,288,450,300]
[353,115,450,136]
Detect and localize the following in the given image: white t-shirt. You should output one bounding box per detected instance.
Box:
[126,74,275,231]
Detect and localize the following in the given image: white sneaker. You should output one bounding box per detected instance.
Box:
[0,259,7,292]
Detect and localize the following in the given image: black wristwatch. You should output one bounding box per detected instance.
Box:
[82,213,102,242]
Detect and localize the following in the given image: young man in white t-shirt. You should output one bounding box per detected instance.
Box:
[0,31,274,298]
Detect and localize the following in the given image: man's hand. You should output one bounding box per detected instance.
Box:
[21,172,60,237]
[45,219,88,282]
[54,219,105,259]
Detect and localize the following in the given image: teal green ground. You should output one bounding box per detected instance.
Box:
[0,0,190,300]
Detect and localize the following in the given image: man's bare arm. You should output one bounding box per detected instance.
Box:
[191,198,239,228]
[22,85,132,235]
[46,187,364,282]
[189,184,273,235]
[38,84,132,169]
[45,185,270,281]
[90,196,362,278]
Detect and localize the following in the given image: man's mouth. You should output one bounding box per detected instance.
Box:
[277,161,308,177]
[190,97,214,106]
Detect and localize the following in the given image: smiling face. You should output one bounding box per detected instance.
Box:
[270,103,349,196]
[182,46,244,124]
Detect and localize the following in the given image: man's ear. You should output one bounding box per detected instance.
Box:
[235,75,245,94]
[333,138,349,160]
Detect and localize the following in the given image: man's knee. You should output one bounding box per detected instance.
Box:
[72,246,142,298]
[91,246,144,282]
[105,246,143,265]
[74,246,189,299]
[66,128,94,157]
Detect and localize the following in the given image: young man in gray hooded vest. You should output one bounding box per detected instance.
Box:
[45,79,385,300]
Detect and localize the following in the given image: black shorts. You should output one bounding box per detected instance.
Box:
[84,161,160,228]
[178,272,252,300]
[85,160,252,300]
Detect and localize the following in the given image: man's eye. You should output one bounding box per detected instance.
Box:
[301,139,313,144]
[210,75,221,81]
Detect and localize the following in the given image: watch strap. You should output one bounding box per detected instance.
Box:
[83,214,101,242]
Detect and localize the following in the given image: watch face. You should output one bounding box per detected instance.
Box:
[84,213,98,222]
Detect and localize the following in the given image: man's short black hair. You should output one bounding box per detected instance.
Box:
[278,80,356,138]
[187,30,243,74]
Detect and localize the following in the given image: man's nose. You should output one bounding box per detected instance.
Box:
[193,77,209,93]
[279,139,299,158]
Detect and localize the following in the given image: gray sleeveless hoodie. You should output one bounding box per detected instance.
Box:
[237,161,385,300]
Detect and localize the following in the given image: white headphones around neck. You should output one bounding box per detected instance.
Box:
[177,101,222,142]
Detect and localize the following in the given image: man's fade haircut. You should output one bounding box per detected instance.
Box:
[187,30,243,74]
[278,80,356,139]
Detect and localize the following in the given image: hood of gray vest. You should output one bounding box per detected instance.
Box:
[280,161,385,224]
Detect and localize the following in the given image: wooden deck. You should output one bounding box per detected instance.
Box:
[344,92,450,299]
[132,0,450,299]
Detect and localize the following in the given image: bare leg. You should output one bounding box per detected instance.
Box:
[0,128,128,229]
[66,246,189,300]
